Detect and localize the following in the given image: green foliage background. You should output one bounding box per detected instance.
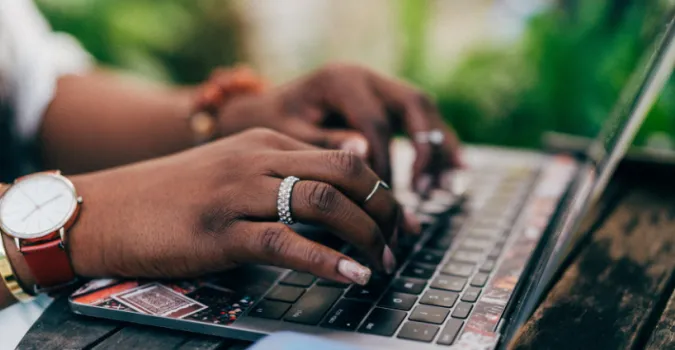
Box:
[37,0,675,149]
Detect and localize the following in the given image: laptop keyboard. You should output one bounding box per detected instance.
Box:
[248,165,537,345]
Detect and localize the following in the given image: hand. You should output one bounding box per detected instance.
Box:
[67,129,420,286]
[217,63,462,190]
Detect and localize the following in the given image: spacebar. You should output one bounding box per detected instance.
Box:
[283,286,343,325]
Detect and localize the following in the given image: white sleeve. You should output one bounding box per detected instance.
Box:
[0,0,92,142]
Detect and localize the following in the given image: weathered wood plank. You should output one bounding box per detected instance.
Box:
[179,336,248,350]
[91,326,186,350]
[16,297,122,350]
[510,183,675,349]
[91,325,235,350]
[645,288,675,350]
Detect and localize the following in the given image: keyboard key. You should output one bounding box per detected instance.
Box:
[467,228,501,239]
[378,291,417,311]
[451,251,483,264]
[284,286,342,325]
[317,279,350,288]
[345,276,389,302]
[441,262,474,277]
[479,259,496,272]
[321,299,371,331]
[391,278,427,295]
[431,276,466,292]
[401,263,435,279]
[398,234,419,249]
[394,238,416,262]
[460,237,494,252]
[413,249,445,265]
[488,245,503,259]
[409,305,449,324]
[280,272,316,287]
[426,234,455,250]
[249,300,291,320]
[420,289,458,308]
[397,322,439,342]
[265,285,305,303]
[451,302,473,319]
[358,307,407,337]
[419,201,448,215]
[471,273,489,287]
[473,217,509,229]
[437,319,464,345]
[461,287,481,303]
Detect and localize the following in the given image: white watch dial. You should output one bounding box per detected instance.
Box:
[0,174,78,239]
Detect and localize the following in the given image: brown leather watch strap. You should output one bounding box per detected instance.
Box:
[21,239,76,292]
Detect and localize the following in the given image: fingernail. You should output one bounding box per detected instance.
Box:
[338,259,372,285]
[404,208,422,235]
[382,245,397,275]
[341,138,368,158]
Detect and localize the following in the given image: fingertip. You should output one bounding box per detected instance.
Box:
[382,245,397,275]
[403,208,422,235]
[337,259,372,285]
[340,137,369,159]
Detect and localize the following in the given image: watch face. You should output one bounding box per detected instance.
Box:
[0,174,79,239]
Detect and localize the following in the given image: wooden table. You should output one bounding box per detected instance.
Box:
[17,160,675,350]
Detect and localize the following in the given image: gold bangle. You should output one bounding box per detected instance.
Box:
[0,242,33,302]
[0,184,33,302]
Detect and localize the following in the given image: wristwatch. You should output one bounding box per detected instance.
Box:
[0,171,81,294]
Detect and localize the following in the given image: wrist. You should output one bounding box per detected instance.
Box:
[66,174,108,278]
[2,234,37,294]
[190,66,266,143]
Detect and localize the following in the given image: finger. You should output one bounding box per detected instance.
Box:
[244,177,396,273]
[320,86,392,183]
[270,150,421,238]
[368,74,462,186]
[241,127,321,152]
[280,119,370,159]
[236,222,372,285]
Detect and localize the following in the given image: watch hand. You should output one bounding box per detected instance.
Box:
[17,188,40,208]
[21,208,37,222]
[37,193,64,208]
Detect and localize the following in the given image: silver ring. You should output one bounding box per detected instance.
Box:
[364,180,390,203]
[278,176,300,225]
[414,129,444,145]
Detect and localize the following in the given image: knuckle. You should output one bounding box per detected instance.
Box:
[321,62,358,75]
[308,182,340,213]
[328,151,364,178]
[199,201,241,236]
[245,127,282,142]
[302,246,327,272]
[411,90,436,112]
[313,63,363,87]
[257,226,291,257]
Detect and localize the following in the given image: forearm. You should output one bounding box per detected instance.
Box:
[40,71,196,174]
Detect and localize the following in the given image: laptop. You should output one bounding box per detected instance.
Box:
[69,14,675,350]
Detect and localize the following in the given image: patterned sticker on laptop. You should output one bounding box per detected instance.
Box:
[113,283,207,318]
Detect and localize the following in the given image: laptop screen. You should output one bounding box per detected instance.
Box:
[509,12,675,337]
[588,14,675,198]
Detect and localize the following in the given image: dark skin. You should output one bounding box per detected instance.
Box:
[0,63,459,309]
[42,64,461,185]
